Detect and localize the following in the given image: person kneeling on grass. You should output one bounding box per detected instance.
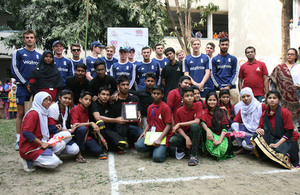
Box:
[70,91,107,163]
[136,86,172,162]
[169,87,203,166]
[200,92,234,161]
[19,92,63,172]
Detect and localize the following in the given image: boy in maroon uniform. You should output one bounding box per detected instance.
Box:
[136,86,172,162]
[170,87,203,166]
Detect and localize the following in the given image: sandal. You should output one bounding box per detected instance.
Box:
[188,155,198,166]
[76,157,87,163]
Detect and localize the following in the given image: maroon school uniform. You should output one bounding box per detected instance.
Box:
[220,103,234,118]
[19,111,44,161]
[147,101,172,146]
[234,103,267,123]
[201,108,229,135]
[174,102,203,132]
[258,106,299,142]
[239,60,268,96]
[167,88,182,114]
[48,109,65,137]
[70,104,89,124]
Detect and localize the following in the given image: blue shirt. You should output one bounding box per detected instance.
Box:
[11,48,41,85]
[70,58,84,67]
[135,60,161,89]
[211,54,239,89]
[152,57,169,68]
[100,56,118,75]
[110,61,136,89]
[183,54,214,89]
[54,57,74,84]
[84,56,101,78]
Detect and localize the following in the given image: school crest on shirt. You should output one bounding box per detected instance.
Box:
[105,109,109,114]
[159,114,162,119]
[256,67,261,71]
[177,67,181,71]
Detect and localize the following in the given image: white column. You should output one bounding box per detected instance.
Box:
[207,13,213,39]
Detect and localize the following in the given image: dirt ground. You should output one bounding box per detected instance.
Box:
[1,141,299,195]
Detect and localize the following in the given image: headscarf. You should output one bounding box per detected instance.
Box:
[11,84,17,95]
[240,87,262,133]
[29,50,64,88]
[23,92,52,142]
[48,102,69,129]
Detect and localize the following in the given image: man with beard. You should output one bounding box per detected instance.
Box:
[211,37,239,104]
[65,63,89,105]
[238,46,268,102]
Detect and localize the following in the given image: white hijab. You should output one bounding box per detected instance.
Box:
[240,87,262,133]
[23,92,51,142]
[48,102,68,129]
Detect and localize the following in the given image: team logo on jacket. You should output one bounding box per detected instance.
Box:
[228,58,231,63]
[152,65,154,69]
[190,61,193,64]
[136,30,143,37]
[36,55,39,59]
[64,61,67,66]
[23,54,27,57]
[126,66,129,70]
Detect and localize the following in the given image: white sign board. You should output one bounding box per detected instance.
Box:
[107,27,148,62]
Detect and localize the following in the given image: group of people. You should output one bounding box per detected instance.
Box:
[0,78,17,119]
[10,29,300,172]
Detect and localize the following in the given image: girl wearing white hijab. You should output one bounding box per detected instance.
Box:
[231,87,267,154]
[19,92,63,172]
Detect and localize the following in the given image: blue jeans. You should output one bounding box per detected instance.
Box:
[136,137,167,162]
[73,126,87,151]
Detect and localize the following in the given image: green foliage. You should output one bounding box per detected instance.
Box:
[2,0,167,50]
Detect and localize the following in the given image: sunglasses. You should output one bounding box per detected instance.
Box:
[72,49,81,52]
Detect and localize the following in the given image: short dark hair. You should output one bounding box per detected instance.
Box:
[219,89,230,97]
[142,46,151,52]
[93,60,106,70]
[98,86,111,95]
[145,72,156,80]
[154,43,163,50]
[23,29,35,38]
[71,43,81,49]
[164,47,175,55]
[75,63,87,71]
[181,86,194,97]
[266,89,282,100]
[219,37,229,44]
[191,85,200,92]
[117,75,129,84]
[179,76,191,83]
[79,91,92,99]
[60,89,74,98]
[152,85,164,94]
[245,46,256,54]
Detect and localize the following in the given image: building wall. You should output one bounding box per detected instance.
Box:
[228,0,282,68]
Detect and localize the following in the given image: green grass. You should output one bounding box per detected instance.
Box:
[0,119,16,147]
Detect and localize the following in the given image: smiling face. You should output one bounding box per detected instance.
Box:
[220,94,230,105]
[207,95,218,109]
[205,44,215,57]
[53,43,64,56]
[176,52,185,62]
[194,89,201,102]
[71,46,81,59]
[106,48,115,60]
[59,94,72,108]
[179,79,191,89]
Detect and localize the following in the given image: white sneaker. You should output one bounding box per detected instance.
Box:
[175,147,185,160]
[19,158,36,172]
[15,142,19,151]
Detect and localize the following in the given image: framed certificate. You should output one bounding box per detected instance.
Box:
[121,102,139,122]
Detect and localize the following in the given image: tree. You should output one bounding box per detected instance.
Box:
[280,0,292,62]
[164,0,219,54]
[2,0,167,52]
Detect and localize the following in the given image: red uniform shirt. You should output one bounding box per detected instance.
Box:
[19,111,44,161]
[201,108,229,135]
[220,103,234,119]
[239,60,268,96]
[174,102,203,132]
[147,101,172,132]
[234,104,267,123]
[70,104,89,124]
[167,88,182,114]
[258,106,299,142]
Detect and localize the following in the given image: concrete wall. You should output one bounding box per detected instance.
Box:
[228,0,282,69]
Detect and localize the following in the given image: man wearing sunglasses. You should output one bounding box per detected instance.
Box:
[70,43,84,66]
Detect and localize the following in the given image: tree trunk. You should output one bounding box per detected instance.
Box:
[281,0,292,63]
[164,0,185,50]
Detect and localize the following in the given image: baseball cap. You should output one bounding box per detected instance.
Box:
[52,40,64,48]
[128,47,135,52]
[119,47,129,52]
[91,41,105,49]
